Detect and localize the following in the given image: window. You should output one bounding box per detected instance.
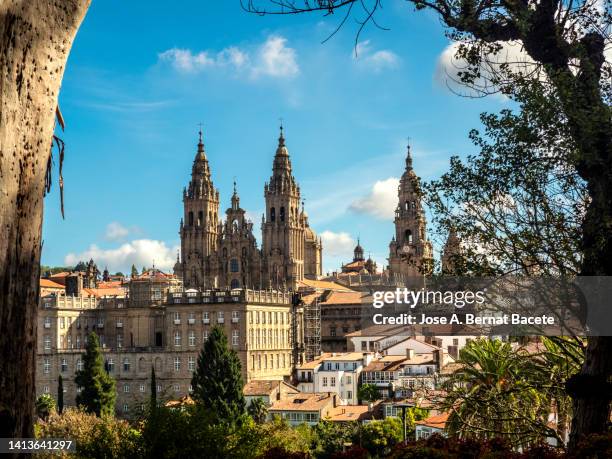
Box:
[174,331,181,346]
[232,330,239,347]
[347,391,352,400]
[202,311,209,323]
[322,377,328,387]
[123,383,130,393]
[123,358,130,371]
[230,258,239,273]
[188,211,194,226]
[43,385,50,394]
[330,377,336,387]
[198,210,203,226]
[61,359,68,372]
[232,311,239,323]
[156,384,162,393]
[174,312,181,324]
[188,312,195,324]
[361,341,367,351]
[43,358,50,374]
[173,384,180,392]
[217,311,224,323]
[139,384,145,392]
[43,335,51,350]
[346,375,352,384]
[270,207,276,222]
[174,357,181,371]
[117,334,123,348]
[107,358,114,372]
[189,331,196,346]
[60,317,65,329]
[188,356,196,371]
[280,206,285,222]
[330,327,336,337]
[44,317,51,328]
[231,279,240,289]
[405,229,413,244]
[77,359,83,371]
[123,403,129,414]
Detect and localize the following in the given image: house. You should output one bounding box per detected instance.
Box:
[415,412,449,439]
[296,352,374,405]
[243,380,300,407]
[268,392,338,426]
[381,389,447,419]
[40,278,65,297]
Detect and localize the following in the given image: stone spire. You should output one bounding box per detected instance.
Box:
[272,123,292,177]
[231,179,240,210]
[188,128,213,199]
[405,142,413,171]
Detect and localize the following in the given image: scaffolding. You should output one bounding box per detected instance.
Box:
[304,296,321,363]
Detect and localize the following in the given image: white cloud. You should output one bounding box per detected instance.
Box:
[353,40,400,72]
[320,231,355,257]
[65,239,179,273]
[105,222,129,241]
[349,177,399,220]
[158,35,298,79]
[253,36,299,78]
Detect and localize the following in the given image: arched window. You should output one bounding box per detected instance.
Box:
[270,207,276,222]
[198,211,203,226]
[405,201,409,211]
[405,229,413,244]
[231,279,240,289]
[230,258,239,273]
[188,211,194,226]
[280,206,285,222]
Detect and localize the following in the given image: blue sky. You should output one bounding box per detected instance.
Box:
[41,0,507,275]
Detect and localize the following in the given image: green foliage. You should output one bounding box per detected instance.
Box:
[247,397,268,424]
[312,420,358,458]
[358,383,380,403]
[130,264,138,278]
[41,265,73,275]
[426,83,585,277]
[58,375,64,414]
[74,260,88,272]
[35,408,141,459]
[443,338,565,448]
[191,325,245,422]
[361,417,403,456]
[75,332,116,417]
[35,394,56,421]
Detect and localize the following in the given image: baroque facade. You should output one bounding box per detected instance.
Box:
[175,127,322,291]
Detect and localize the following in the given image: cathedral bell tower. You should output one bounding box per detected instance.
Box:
[388,144,433,280]
[178,129,220,288]
[262,126,305,289]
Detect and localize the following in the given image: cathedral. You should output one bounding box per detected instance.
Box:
[174,126,322,291]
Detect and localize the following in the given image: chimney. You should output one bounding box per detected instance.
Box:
[406,348,414,360]
[433,349,443,371]
[332,394,337,408]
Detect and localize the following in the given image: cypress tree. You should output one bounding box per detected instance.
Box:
[57,375,64,414]
[191,325,245,422]
[75,332,116,417]
[130,264,138,278]
[150,365,157,411]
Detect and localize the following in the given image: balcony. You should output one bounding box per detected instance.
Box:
[218,318,225,324]
[116,322,123,328]
[202,318,210,324]
[188,318,196,325]
[97,323,104,328]
[173,319,181,325]
[44,322,51,329]
[231,317,239,323]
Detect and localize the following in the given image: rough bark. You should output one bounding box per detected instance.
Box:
[0,0,90,441]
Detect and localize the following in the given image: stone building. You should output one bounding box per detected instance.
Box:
[37,269,306,417]
[176,127,322,291]
[388,145,434,280]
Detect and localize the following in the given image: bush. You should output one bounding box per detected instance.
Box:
[35,408,140,459]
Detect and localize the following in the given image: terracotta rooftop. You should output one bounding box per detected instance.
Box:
[320,291,367,305]
[297,279,354,292]
[325,404,372,422]
[40,279,65,289]
[269,393,335,412]
[416,412,450,429]
[345,324,407,338]
[243,380,298,396]
[82,287,126,298]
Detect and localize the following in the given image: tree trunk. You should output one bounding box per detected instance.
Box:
[0,0,90,442]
